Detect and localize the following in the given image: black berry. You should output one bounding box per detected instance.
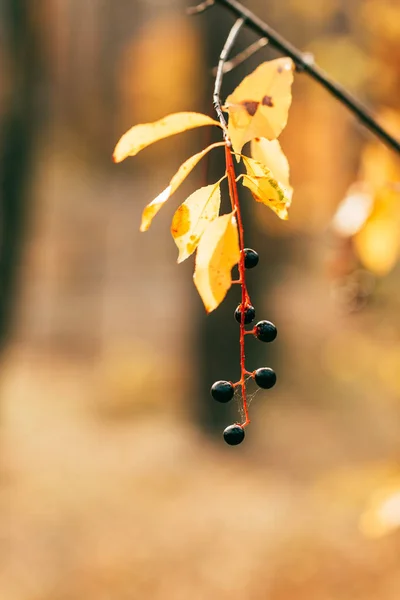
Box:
[243,248,259,269]
[254,367,277,389]
[211,380,234,403]
[223,424,245,445]
[254,320,277,343]
[234,304,255,324]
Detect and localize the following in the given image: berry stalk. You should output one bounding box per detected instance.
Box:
[212,17,277,444]
[225,144,251,426]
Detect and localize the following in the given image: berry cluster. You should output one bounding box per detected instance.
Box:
[210,249,278,445]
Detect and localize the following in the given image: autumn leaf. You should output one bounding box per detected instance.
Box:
[224,58,294,154]
[140,142,224,231]
[250,137,293,200]
[193,213,240,312]
[241,155,292,220]
[113,112,220,163]
[171,178,224,263]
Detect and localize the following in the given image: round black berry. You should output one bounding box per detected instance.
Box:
[254,367,277,389]
[254,320,277,343]
[243,248,259,269]
[234,304,255,324]
[211,380,234,403]
[223,424,245,445]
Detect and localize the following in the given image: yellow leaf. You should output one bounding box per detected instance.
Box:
[250,137,293,200]
[193,213,240,312]
[224,58,294,154]
[171,179,223,263]
[241,155,291,220]
[113,112,220,163]
[140,142,224,232]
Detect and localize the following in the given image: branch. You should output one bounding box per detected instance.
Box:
[212,0,400,155]
[213,19,253,428]
[212,37,268,76]
[213,17,245,146]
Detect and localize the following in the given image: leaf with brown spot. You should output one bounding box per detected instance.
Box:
[262,95,274,107]
[241,101,259,117]
[241,155,291,220]
[193,213,240,313]
[113,112,220,163]
[224,58,294,154]
[139,142,224,232]
[171,179,223,263]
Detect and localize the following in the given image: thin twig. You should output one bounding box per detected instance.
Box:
[213,17,245,146]
[213,0,400,155]
[187,0,214,15]
[214,18,252,427]
[212,37,268,76]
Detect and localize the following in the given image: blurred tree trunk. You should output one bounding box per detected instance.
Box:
[0,1,41,348]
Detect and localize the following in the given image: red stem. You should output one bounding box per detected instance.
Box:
[225,145,251,427]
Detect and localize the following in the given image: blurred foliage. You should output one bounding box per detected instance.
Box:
[332,111,400,279]
[117,16,203,125]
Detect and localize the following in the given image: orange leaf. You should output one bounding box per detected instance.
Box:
[140,142,224,232]
[250,137,292,199]
[113,112,220,163]
[224,58,294,154]
[193,213,240,313]
[241,155,291,220]
[171,178,224,263]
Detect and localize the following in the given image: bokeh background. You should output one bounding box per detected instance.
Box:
[1,1,400,598]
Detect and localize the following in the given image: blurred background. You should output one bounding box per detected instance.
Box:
[1,0,400,598]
